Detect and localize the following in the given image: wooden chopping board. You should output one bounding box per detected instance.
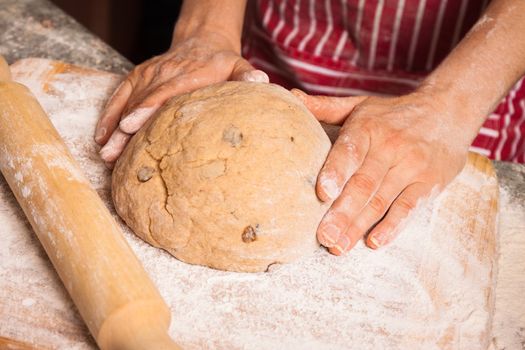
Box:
[0,58,498,350]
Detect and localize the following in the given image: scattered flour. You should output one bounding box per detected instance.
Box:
[22,298,35,307]
[490,185,525,350]
[0,59,507,349]
[31,143,89,183]
[20,186,31,198]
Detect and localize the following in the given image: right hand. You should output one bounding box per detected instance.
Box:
[94,30,268,166]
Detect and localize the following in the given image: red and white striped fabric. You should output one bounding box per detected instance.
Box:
[242,0,525,163]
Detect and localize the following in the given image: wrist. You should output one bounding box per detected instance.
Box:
[171,0,246,53]
[412,80,483,149]
[172,21,242,53]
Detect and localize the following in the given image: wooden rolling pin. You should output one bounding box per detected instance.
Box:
[0,56,180,350]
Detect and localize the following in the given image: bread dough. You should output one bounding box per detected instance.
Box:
[112,82,331,272]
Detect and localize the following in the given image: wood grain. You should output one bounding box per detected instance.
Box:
[0,336,42,350]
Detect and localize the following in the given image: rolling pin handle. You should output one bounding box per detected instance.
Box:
[0,56,12,81]
[98,300,181,350]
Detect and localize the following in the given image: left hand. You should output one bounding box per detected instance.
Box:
[94,30,266,167]
[292,89,471,255]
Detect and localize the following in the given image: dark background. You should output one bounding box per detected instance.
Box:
[50,0,183,64]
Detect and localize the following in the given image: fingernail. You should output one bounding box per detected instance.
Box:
[331,235,351,255]
[241,70,269,83]
[369,234,386,249]
[119,106,157,134]
[318,223,341,246]
[319,175,340,200]
[370,228,401,249]
[95,127,106,143]
[291,89,307,103]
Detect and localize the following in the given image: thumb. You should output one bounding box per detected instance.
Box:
[231,58,269,83]
[291,88,368,125]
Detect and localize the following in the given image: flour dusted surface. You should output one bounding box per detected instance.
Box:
[141,170,496,349]
[490,182,525,350]
[0,59,498,349]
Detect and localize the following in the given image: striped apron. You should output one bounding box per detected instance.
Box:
[242,0,525,163]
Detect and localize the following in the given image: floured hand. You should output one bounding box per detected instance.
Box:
[293,89,471,254]
[94,30,268,166]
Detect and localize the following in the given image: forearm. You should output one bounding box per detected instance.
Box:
[419,0,525,143]
[172,0,248,52]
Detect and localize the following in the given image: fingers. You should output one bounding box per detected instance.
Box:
[317,155,390,248]
[241,70,270,83]
[230,58,269,83]
[98,128,131,163]
[120,71,212,135]
[95,79,133,145]
[367,183,433,249]
[291,89,367,125]
[326,172,431,255]
[316,127,369,202]
[98,56,267,165]
[119,106,159,134]
[328,170,406,255]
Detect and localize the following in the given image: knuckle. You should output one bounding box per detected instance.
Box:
[351,104,364,115]
[154,82,181,98]
[410,148,426,165]
[121,76,136,92]
[122,71,138,90]
[337,133,358,151]
[351,102,372,116]
[395,196,416,215]
[404,153,426,175]
[131,62,147,75]
[384,130,404,149]
[405,147,434,176]
[158,61,178,77]
[326,210,350,227]
[140,63,157,79]
[351,173,378,196]
[368,193,389,215]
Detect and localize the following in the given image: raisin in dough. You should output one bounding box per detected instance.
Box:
[112,82,331,272]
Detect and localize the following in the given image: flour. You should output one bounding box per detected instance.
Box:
[132,171,493,349]
[119,106,158,134]
[469,14,496,39]
[22,298,35,307]
[318,175,339,200]
[490,184,525,350]
[0,60,499,349]
[21,186,31,198]
[31,143,88,183]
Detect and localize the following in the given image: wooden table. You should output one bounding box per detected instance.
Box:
[0,1,524,348]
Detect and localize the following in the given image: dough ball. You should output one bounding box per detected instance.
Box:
[112,82,331,272]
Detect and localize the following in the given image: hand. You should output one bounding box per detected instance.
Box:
[94,30,268,166]
[292,89,471,254]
